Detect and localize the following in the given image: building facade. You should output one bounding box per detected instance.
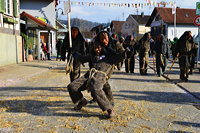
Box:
[56,20,68,40]
[0,0,22,66]
[121,13,150,40]
[146,7,198,40]
[20,0,58,58]
[110,21,125,38]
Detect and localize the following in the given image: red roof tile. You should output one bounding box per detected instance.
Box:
[20,11,56,30]
[146,7,197,26]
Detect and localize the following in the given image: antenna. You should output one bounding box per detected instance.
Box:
[122,12,124,21]
[136,9,139,15]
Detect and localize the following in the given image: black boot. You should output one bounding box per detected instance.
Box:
[74,98,88,110]
[107,109,115,118]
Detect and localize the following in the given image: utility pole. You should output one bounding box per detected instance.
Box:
[68,0,72,48]
[37,29,40,61]
[136,9,139,40]
[173,1,177,38]
[174,4,177,38]
[136,9,139,16]
[63,0,72,48]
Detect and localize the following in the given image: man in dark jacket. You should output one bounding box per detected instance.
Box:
[67,31,126,118]
[61,27,86,82]
[115,36,125,70]
[170,37,178,60]
[175,31,196,82]
[189,42,198,74]
[138,32,151,75]
[123,35,137,73]
[56,39,63,61]
[111,33,125,70]
[155,34,171,77]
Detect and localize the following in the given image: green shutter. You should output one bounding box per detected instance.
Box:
[0,0,5,13]
[13,0,18,17]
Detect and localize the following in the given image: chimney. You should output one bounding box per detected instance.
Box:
[141,12,144,18]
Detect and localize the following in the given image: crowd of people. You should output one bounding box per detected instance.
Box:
[58,27,198,118]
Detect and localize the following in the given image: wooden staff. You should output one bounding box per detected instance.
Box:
[167,57,178,77]
[152,54,156,74]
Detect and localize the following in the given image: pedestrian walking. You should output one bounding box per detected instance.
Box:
[115,36,125,70]
[61,26,86,82]
[189,42,198,74]
[170,37,179,60]
[138,32,151,75]
[155,34,171,77]
[111,34,125,70]
[175,31,196,82]
[41,41,48,60]
[46,42,51,60]
[56,39,63,61]
[123,35,137,73]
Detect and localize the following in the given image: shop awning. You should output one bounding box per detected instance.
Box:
[20,11,57,31]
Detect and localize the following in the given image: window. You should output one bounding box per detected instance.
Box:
[1,0,18,17]
[5,0,12,15]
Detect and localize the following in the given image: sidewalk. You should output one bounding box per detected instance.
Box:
[148,57,200,100]
[0,58,66,87]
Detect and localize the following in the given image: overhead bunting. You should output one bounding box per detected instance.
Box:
[58,0,175,8]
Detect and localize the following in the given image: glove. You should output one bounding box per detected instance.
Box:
[125,47,131,52]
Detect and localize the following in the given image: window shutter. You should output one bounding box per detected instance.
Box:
[0,0,5,13]
[13,0,18,17]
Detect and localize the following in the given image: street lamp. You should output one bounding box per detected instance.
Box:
[56,8,64,20]
[56,8,64,40]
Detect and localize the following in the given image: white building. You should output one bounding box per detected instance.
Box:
[146,7,198,40]
[20,0,58,59]
[121,13,150,40]
[0,0,22,66]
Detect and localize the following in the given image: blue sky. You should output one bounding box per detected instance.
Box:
[57,0,198,23]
